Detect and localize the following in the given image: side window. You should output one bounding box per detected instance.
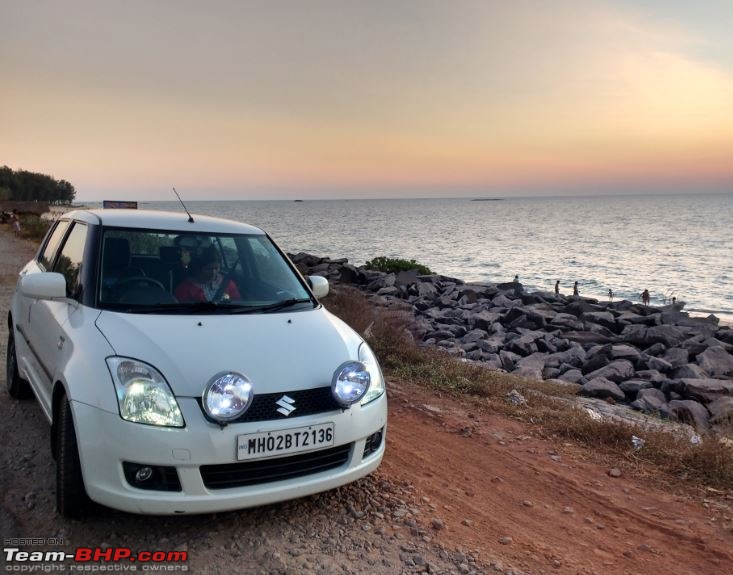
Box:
[39,220,70,270]
[53,223,88,300]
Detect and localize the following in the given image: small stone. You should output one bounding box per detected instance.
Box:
[506,389,527,406]
[349,505,366,519]
[522,500,534,507]
[552,559,562,568]
[499,536,513,545]
[608,468,622,478]
[431,518,445,530]
[462,519,473,526]
[562,506,575,514]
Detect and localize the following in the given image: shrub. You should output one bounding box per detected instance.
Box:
[19,215,52,241]
[364,256,432,275]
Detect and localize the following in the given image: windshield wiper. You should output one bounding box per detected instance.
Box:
[110,298,314,315]
[115,302,251,314]
[229,298,314,314]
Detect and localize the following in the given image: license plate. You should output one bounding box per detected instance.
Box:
[236,423,334,461]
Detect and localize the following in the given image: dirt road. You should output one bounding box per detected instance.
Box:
[2,228,732,574]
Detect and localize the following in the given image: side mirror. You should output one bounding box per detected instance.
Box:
[19,273,67,300]
[309,275,329,298]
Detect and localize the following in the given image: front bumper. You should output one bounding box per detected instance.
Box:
[72,394,387,514]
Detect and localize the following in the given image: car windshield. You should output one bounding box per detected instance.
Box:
[98,228,313,313]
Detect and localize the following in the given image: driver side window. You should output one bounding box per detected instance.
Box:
[39,220,70,270]
[53,222,88,301]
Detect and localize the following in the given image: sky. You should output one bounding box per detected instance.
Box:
[1,0,733,201]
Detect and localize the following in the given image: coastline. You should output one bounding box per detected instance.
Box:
[292,251,733,435]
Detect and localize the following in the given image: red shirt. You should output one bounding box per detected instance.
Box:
[175,277,241,302]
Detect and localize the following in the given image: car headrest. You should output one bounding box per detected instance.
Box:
[159,245,181,264]
[103,237,131,270]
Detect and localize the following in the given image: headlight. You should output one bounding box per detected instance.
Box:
[359,342,385,405]
[332,361,370,406]
[107,358,184,427]
[202,371,253,422]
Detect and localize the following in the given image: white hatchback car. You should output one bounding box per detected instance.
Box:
[6,209,387,517]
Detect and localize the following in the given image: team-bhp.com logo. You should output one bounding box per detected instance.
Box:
[3,546,188,571]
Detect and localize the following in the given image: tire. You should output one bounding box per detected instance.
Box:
[6,329,33,399]
[56,397,93,518]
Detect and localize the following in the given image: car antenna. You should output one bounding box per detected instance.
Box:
[173,187,194,223]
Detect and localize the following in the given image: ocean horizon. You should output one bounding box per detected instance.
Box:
[84,193,733,322]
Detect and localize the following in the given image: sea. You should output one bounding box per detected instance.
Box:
[90,194,733,323]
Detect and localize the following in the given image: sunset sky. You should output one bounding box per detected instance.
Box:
[1,0,732,201]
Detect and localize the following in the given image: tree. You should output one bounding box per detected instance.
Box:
[0,165,76,204]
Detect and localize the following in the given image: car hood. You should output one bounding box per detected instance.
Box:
[95,307,363,397]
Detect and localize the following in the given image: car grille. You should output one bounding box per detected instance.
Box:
[200,443,352,489]
[199,386,343,423]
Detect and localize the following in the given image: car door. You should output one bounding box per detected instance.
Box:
[28,221,88,414]
[14,220,71,401]
[15,220,70,336]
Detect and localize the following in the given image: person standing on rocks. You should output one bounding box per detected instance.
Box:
[608,288,614,301]
[641,289,650,306]
[573,281,579,296]
[555,280,560,295]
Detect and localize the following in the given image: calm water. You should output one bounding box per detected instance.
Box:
[116,194,732,320]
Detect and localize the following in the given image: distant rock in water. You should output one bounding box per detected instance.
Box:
[290,252,733,434]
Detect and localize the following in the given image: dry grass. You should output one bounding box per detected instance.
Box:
[325,285,733,489]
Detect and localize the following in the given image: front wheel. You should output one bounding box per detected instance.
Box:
[56,397,93,518]
[6,329,33,399]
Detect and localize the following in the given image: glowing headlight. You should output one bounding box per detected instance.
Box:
[359,342,385,405]
[332,361,370,406]
[107,358,184,427]
[203,372,253,422]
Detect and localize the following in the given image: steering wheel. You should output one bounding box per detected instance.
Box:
[113,276,166,291]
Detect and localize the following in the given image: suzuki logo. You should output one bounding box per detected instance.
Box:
[276,395,296,416]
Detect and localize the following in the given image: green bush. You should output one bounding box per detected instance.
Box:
[364,256,432,275]
[19,215,52,241]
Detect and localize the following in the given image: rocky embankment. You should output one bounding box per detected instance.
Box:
[290,253,733,434]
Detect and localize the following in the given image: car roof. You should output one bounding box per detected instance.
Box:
[64,209,265,235]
